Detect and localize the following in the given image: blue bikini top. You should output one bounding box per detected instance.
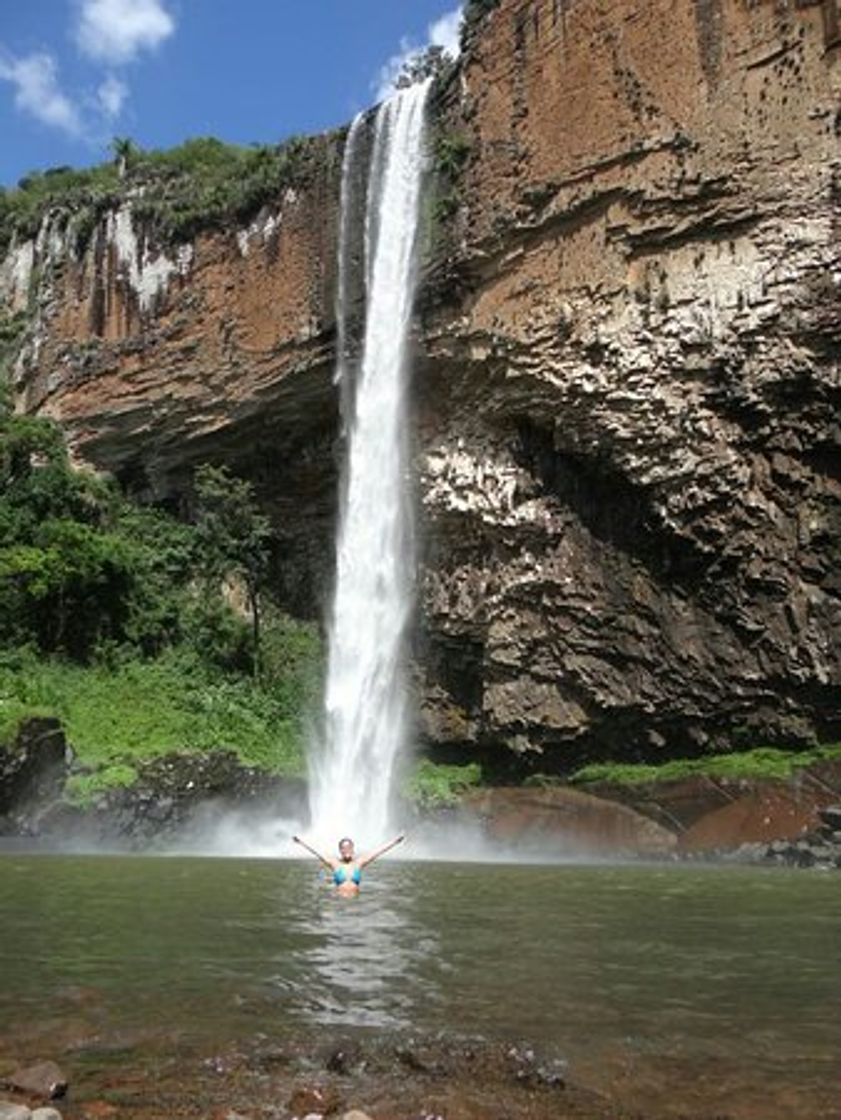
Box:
[333,863,361,886]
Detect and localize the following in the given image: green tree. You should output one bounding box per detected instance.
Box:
[110,136,139,180]
[0,397,134,658]
[194,464,272,676]
[395,45,450,90]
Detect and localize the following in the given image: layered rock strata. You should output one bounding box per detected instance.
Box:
[417,0,841,758]
[4,0,841,763]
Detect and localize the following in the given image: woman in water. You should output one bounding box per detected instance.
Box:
[292,833,404,896]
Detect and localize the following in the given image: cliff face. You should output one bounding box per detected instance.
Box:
[4,0,841,763]
[416,0,841,758]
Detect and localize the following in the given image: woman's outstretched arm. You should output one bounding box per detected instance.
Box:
[292,835,335,869]
[359,834,405,868]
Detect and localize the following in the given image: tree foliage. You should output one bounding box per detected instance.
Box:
[0,403,133,658]
[394,45,451,90]
[0,399,322,780]
[0,404,260,665]
[194,464,272,676]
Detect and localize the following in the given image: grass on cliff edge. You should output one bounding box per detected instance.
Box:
[0,645,313,782]
[568,744,841,788]
[0,133,326,256]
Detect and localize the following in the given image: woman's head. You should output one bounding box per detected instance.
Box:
[338,837,355,861]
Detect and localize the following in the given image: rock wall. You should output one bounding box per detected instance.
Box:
[416,0,841,760]
[4,0,841,765]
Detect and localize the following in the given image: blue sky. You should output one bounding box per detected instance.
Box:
[0,1,463,187]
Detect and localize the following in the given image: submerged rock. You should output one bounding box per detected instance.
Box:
[1,1063,67,1101]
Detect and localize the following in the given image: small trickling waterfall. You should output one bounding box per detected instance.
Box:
[308,80,431,845]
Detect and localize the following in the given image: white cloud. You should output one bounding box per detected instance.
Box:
[0,49,82,136]
[76,0,175,65]
[374,5,463,102]
[97,72,128,118]
[429,8,463,57]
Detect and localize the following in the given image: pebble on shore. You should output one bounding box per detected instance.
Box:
[0,1105,63,1120]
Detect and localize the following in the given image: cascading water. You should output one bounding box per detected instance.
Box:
[308,80,431,845]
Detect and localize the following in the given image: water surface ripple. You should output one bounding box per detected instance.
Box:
[1,856,839,1115]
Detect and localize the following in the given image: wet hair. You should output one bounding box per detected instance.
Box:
[338,837,354,848]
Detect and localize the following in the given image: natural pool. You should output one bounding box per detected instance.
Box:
[1,855,839,1118]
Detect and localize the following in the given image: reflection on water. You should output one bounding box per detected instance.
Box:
[1,856,840,1117]
[279,874,442,1029]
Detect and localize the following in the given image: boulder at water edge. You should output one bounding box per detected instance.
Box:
[2,1063,67,1101]
[463,786,677,856]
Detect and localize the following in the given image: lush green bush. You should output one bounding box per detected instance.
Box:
[404,759,483,809]
[0,163,121,254]
[0,647,311,778]
[569,744,841,787]
[0,132,323,256]
[0,400,322,782]
[0,407,138,659]
[65,763,139,808]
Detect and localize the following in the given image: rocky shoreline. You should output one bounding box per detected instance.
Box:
[0,719,305,849]
[2,718,841,867]
[0,1022,806,1120]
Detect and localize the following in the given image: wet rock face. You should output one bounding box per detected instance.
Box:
[5,0,841,762]
[0,733,305,846]
[0,721,69,823]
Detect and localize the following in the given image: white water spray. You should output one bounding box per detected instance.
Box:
[308,81,431,845]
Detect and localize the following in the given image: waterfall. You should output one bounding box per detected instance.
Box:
[308,80,431,846]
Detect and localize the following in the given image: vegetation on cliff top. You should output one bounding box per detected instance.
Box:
[0,132,326,257]
[0,393,321,785]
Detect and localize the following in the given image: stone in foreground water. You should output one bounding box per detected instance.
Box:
[3,1064,67,1101]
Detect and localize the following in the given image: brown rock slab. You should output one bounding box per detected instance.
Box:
[679,787,824,852]
[464,786,676,856]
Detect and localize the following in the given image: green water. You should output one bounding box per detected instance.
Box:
[1,856,839,1115]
